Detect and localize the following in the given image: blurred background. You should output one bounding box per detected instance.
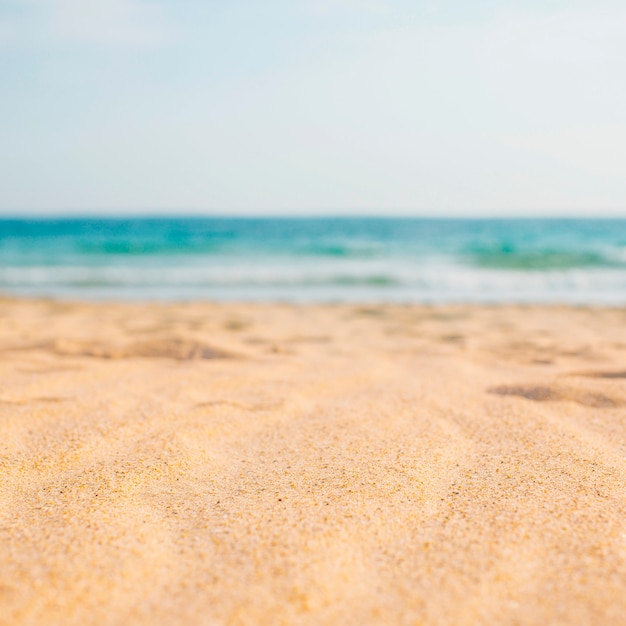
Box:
[1,1,625,302]
[1,217,625,302]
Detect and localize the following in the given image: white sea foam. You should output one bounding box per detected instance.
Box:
[1,262,625,303]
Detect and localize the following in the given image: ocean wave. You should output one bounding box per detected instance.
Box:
[466,247,625,270]
[9,240,624,268]
[0,265,400,288]
[287,240,386,258]
[72,239,387,259]
[75,240,225,256]
[1,264,626,304]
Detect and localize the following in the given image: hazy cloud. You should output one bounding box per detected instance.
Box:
[1,1,625,214]
[486,5,626,63]
[303,0,394,17]
[502,126,626,180]
[0,0,172,47]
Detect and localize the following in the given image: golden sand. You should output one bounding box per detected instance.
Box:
[1,298,625,625]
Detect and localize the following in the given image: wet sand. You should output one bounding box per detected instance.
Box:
[1,298,625,625]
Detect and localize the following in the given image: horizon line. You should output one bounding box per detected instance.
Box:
[1,212,626,220]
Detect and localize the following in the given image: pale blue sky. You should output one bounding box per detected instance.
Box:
[1,0,625,215]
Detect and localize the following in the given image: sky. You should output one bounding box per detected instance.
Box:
[1,0,625,216]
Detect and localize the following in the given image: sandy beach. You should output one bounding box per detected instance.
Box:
[1,298,625,625]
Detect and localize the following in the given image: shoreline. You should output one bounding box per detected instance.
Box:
[3,292,626,307]
[1,298,625,625]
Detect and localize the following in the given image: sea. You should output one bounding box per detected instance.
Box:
[1,217,625,304]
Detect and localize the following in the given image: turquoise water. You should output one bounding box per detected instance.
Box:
[1,218,625,303]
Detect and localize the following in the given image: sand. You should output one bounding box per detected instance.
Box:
[0,298,625,625]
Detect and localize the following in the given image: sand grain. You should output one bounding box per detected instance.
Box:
[0,300,625,625]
